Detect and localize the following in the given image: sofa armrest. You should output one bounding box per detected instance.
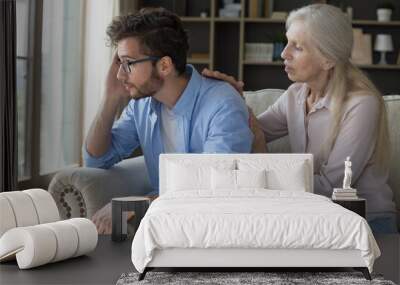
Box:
[48,156,152,219]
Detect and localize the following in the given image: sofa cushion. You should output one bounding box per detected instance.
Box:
[244,89,291,153]
[243,89,285,117]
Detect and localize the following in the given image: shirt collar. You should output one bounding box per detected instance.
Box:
[299,84,332,110]
[318,92,332,110]
[149,65,200,117]
[170,65,201,117]
[150,96,159,114]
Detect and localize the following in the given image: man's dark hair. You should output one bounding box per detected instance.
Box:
[106,8,189,74]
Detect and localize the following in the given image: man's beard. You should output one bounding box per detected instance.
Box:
[129,68,163,100]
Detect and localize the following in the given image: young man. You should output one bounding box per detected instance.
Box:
[84,8,253,233]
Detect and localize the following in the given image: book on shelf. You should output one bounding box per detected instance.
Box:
[248,0,274,18]
[332,195,359,200]
[264,0,273,18]
[351,28,372,65]
[220,3,241,18]
[249,0,259,18]
[332,187,358,200]
[333,193,358,197]
[244,43,274,62]
[333,188,357,193]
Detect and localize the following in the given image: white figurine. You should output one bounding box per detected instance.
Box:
[342,156,352,189]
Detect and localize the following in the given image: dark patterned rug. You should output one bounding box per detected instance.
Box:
[116,271,396,285]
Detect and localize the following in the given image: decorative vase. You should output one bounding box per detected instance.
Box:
[377,8,392,22]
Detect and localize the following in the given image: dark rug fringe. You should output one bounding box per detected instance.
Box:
[116,271,395,285]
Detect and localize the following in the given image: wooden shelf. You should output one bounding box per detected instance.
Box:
[187,58,211,64]
[214,17,241,22]
[356,64,400,70]
[242,61,400,70]
[181,17,210,22]
[244,18,285,23]
[352,20,400,26]
[243,18,400,26]
[243,61,283,66]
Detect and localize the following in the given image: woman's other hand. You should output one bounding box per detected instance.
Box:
[202,68,244,96]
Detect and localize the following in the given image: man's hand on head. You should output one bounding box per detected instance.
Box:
[105,52,131,100]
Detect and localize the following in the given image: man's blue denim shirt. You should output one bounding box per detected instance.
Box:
[83,65,253,193]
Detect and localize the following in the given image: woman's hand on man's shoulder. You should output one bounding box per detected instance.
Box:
[202,68,244,96]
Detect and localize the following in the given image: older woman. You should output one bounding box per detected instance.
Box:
[203,4,397,233]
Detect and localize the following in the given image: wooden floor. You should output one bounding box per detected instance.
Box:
[0,234,398,285]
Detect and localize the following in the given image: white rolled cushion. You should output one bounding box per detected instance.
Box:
[64,218,98,257]
[0,218,97,269]
[238,159,307,191]
[0,196,17,237]
[167,160,235,191]
[0,226,57,269]
[0,192,39,227]
[236,169,267,189]
[42,221,79,262]
[23,189,60,223]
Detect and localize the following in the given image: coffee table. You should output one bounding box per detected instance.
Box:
[0,234,398,284]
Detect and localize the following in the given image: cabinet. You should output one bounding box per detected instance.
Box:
[122,0,400,94]
[332,198,366,218]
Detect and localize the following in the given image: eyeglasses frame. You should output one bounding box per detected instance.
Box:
[120,56,161,74]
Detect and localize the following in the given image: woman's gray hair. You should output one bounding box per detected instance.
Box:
[286,4,353,65]
[286,4,390,170]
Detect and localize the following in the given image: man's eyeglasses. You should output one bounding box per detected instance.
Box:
[120,56,160,73]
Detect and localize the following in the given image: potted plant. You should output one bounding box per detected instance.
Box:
[377,2,395,22]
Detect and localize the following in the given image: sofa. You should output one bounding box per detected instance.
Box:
[48,89,400,230]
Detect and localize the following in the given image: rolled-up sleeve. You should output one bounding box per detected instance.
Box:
[314,95,380,196]
[83,102,140,169]
[203,96,253,153]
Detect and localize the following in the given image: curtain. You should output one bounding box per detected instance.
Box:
[40,0,84,174]
[0,0,17,192]
[82,0,120,137]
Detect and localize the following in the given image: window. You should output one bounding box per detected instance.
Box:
[16,0,84,187]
